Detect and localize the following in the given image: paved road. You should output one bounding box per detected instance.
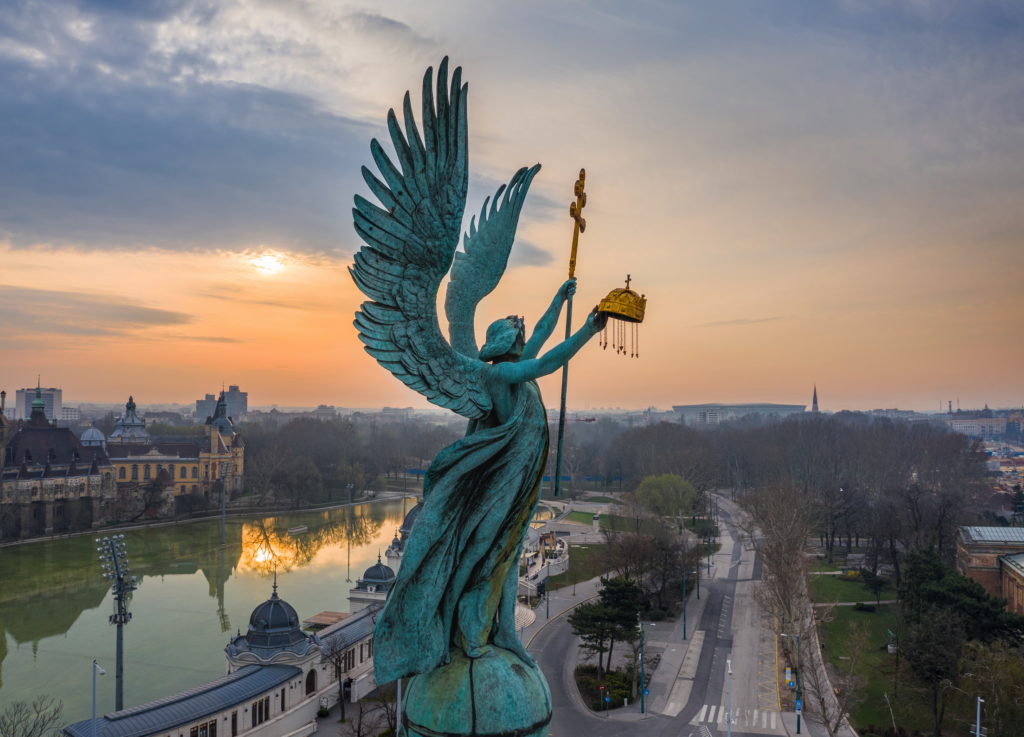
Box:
[526,496,838,737]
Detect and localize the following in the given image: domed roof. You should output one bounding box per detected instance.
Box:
[80,428,105,447]
[244,587,305,648]
[400,502,422,534]
[361,554,395,584]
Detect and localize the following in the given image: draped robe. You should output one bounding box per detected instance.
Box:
[374,380,548,684]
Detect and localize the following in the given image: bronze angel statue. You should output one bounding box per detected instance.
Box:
[350,58,606,736]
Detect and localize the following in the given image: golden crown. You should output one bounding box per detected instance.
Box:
[598,275,646,323]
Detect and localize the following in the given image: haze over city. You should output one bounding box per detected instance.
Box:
[1,1,1021,412]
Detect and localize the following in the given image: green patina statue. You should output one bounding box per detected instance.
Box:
[350,58,606,737]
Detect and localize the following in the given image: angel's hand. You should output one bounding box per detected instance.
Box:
[587,308,609,333]
[557,278,577,302]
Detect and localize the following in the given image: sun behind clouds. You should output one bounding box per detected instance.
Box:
[247,250,287,276]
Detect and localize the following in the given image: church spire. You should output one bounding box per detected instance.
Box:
[812,384,819,413]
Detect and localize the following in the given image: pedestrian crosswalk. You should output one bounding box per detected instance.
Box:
[693,704,779,731]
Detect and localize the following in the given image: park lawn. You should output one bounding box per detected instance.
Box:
[584,495,623,505]
[602,514,665,535]
[807,573,897,604]
[817,605,932,734]
[547,544,608,588]
[810,559,842,573]
[565,510,598,526]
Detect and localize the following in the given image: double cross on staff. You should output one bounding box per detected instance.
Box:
[554,169,587,498]
[567,169,587,278]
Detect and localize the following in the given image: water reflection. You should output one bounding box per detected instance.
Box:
[0,499,404,720]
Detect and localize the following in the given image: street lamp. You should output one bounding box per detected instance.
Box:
[974,696,984,737]
[92,659,106,737]
[781,632,802,734]
[545,562,551,619]
[97,535,136,711]
[637,617,654,714]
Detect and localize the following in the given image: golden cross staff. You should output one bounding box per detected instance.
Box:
[554,169,586,497]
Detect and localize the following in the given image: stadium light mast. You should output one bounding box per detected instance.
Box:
[97,534,136,711]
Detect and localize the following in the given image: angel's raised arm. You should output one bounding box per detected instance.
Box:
[522,278,575,360]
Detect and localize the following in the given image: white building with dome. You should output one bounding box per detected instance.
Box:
[348,555,396,611]
[64,585,380,737]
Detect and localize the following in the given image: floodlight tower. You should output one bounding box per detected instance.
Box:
[97,534,136,711]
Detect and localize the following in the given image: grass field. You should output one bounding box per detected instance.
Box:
[547,544,608,588]
[809,559,842,573]
[817,605,936,734]
[583,495,623,505]
[564,510,599,525]
[808,573,897,603]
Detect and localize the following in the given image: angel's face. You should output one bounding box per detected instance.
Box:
[507,316,526,358]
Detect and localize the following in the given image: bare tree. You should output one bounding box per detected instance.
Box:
[0,697,63,737]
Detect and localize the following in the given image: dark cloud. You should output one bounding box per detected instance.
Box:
[0,0,373,255]
[696,316,785,328]
[345,12,414,36]
[196,291,313,310]
[0,284,193,337]
[508,239,554,268]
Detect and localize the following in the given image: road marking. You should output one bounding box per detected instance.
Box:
[692,705,781,732]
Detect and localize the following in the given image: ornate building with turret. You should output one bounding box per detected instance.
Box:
[0,386,116,539]
[102,393,245,516]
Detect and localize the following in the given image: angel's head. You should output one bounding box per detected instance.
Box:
[479,315,526,362]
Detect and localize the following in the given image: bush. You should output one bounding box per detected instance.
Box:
[317,707,330,718]
[647,609,668,621]
[574,664,634,711]
[853,602,876,612]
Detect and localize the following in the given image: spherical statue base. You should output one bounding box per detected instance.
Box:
[402,646,552,737]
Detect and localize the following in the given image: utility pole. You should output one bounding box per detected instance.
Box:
[974,696,984,737]
[638,614,646,715]
[97,535,136,711]
[681,573,687,640]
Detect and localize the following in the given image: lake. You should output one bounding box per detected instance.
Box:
[0,498,416,723]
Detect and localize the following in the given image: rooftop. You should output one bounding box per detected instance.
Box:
[63,664,299,737]
[960,526,1024,544]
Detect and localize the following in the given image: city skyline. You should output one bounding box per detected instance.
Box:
[2,1,1021,412]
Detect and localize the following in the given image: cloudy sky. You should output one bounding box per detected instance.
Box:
[1,0,1021,412]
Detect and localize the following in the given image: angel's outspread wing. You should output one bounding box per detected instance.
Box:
[444,164,541,357]
[350,58,491,420]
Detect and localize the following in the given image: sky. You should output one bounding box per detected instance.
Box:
[1,0,1021,413]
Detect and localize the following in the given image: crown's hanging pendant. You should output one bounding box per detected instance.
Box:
[597,274,646,359]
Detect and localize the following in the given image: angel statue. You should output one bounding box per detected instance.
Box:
[350,59,606,737]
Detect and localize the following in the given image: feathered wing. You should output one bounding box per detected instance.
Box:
[350,58,491,420]
[444,164,541,357]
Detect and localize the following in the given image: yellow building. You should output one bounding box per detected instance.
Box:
[106,394,244,514]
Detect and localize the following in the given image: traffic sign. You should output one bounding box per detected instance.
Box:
[643,688,650,695]
[788,680,796,689]
[604,696,611,703]
[795,699,802,714]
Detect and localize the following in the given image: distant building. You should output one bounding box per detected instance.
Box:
[385,502,421,571]
[946,417,1007,439]
[15,385,62,421]
[1001,553,1024,616]
[106,394,244,514]
[197,385,248,422]
[60,406,81,422]
[65,587,380,737]
[955,526,1024,600]
[0,386,116,538]
[673,403,806,426]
